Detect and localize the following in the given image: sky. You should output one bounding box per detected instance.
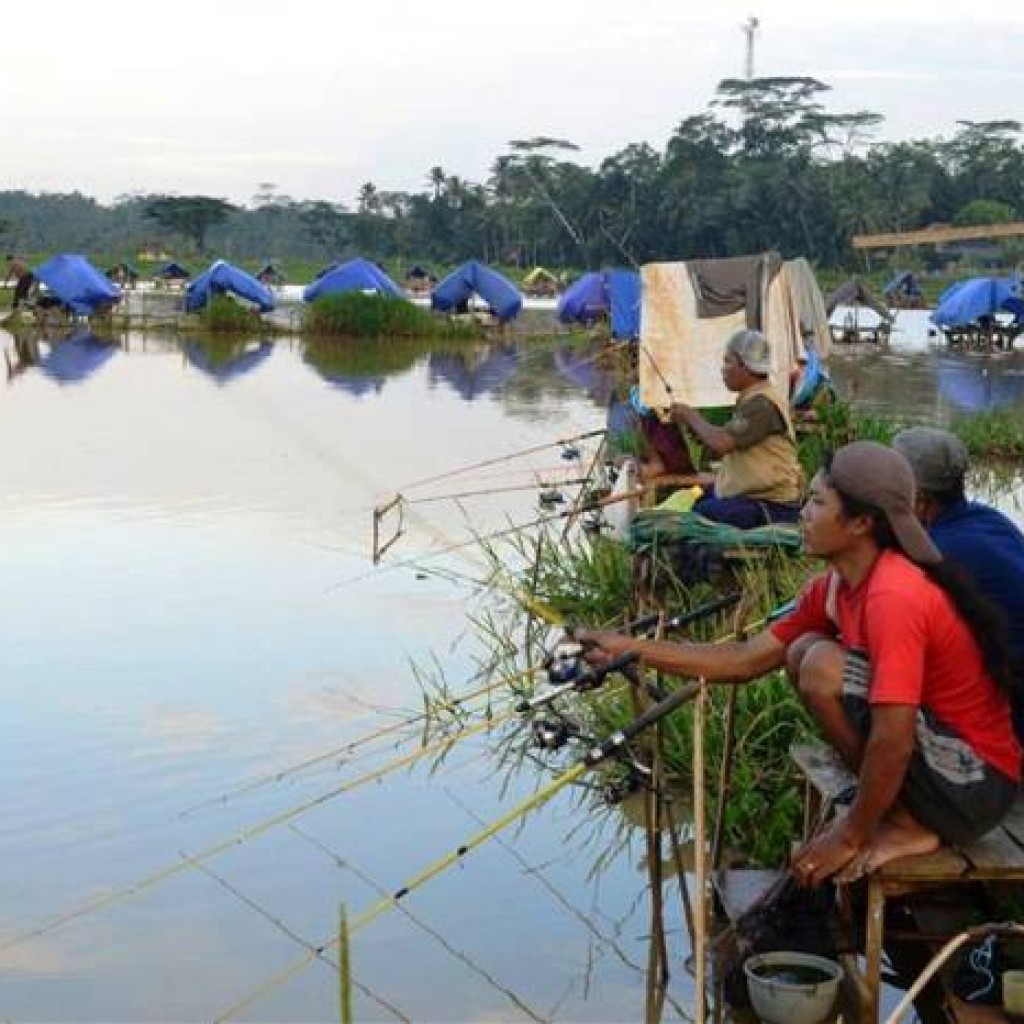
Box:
[4,0,1024,208]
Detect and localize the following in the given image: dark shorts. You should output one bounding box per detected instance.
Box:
[693,486,801,529]
[12,272,34,306]
[842,650,1017,846]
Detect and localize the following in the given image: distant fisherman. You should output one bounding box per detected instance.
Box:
[669,328,803,528]
[4,254,35,309]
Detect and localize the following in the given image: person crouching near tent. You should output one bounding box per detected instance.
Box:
[669,329,802,529]
[575,441,1021,885]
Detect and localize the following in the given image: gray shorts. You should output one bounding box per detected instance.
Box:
[842,651,1017,846]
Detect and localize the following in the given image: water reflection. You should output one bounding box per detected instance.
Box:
[427,344,519,400]
[3,327,120,385]
[183,338,274,385]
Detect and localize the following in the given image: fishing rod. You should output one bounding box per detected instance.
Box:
[214,660,719,1022]
[0,707,517,958]
[402,476,593,506]
[393,427,606,494]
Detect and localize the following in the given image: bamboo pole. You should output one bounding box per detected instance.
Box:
[693,677,709,1024]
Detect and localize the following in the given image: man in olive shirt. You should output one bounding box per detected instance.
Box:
[670,329,803,528]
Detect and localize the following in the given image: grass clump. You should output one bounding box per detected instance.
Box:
[196,293,267,334]
[303,291,481,340]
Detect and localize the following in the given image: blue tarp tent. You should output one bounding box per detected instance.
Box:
[884,271,922,300]
[34,255,121,315]
[185,340,274,384]
[185,260,274,313]
[158,261,190,280]
[931,276,1024,327]
[556,269,640,340]
[430,260,522,322]
[37,330,117,383]
[303,258,404,302]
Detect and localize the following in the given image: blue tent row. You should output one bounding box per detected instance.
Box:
[185,260,275,314]
[304,258,404,302]
[431,260,522,322]
[931,276,1024,327]
[34,255,121,315]
[556,269,640,340]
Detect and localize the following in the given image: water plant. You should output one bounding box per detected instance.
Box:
[303,291,481,340]
[195,293,267,334]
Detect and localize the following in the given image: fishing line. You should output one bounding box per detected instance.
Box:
[0,707,519,958]
[185,854,412,1023]
[214,762,591,1022]
[403,476,592,505]
[289,823,550,1024]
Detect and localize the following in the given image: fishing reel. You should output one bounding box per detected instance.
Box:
[560,443,581,461]
[601,764,647,806]
[544,640,588,685]
[538,488,566,509]
[531,716,579,751]
[581,511,607,534]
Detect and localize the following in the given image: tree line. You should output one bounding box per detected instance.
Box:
[1,76,1022,274]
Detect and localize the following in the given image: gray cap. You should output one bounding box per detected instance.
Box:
[892,427,969,494]
[725,329,771,376]
[828,441,942,566]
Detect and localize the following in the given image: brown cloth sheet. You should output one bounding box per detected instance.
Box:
[686,253,783,328]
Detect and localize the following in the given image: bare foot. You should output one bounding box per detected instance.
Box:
[834,818,939,884]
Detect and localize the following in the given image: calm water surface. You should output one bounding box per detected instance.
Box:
[2,323,1023,1022]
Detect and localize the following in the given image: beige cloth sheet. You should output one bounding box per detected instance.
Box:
[640,259,805,409]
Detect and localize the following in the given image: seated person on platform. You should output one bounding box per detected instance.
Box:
[895,426,1024,745]
[628,385,696,483]
[669,329,802,528]
[577,441,1021,884]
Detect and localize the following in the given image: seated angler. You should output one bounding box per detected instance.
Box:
[669,328,803,529]
[577,442,1020,886]
[894,426,1024,745]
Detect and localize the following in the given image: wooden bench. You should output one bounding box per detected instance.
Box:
[792,742,1024,1024]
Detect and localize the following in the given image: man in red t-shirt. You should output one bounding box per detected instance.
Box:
[578,441,1020,886]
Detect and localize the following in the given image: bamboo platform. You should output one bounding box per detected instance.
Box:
[791,742,1024,1024]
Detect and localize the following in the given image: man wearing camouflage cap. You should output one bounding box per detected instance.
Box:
[669,328,803,528]
[894,426,1024,742]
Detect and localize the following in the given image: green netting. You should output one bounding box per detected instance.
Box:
[627,510,802,553]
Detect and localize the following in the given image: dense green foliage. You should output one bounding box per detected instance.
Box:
[302,292,480,339]
[2,78,1023,274]
[195,294,268,334]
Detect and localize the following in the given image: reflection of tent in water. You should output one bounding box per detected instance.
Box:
[556,269,641,340]
[35,254,122,315]
[427,345,519,400]
[553,346,614,402]
[185,260,275,313]
[184,340,274,384]
[932,276,1024,327]
[37,330,118,383]
[302,339,422,397]
[256,262,285,285]
[431,261,523,322]
[937,360,1024,412]
[303,258,404,301]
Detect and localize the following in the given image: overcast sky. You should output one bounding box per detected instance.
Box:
[4,0,1023,208]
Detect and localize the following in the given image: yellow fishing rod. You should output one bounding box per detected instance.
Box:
[0,705,518,957]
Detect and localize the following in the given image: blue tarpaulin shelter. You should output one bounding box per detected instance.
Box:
[158,261,190,280]
[430,261,522,322]
[931,276,1024,327]
[303,258,404,301]
[37,330,117,383]
[34,255,121,315]
[185,340,274,384]
[556,269,640,340]
[884,271,923,300]
[185,260,274,313]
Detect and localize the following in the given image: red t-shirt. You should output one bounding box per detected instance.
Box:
[771,550,1021,781]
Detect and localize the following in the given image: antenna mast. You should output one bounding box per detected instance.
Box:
[742,15,759,80]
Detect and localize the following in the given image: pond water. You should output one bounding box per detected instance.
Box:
[1,322,1022,1022]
